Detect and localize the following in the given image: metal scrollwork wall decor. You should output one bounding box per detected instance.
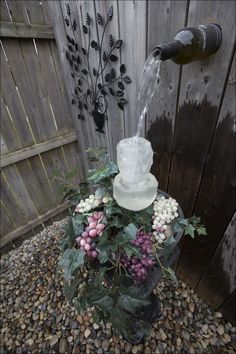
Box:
[64,3,132,133]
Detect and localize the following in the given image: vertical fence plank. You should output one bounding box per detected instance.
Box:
[219,289,236,326]
[177,53,236,287]
[118,0,147,137]
[195,212,236,309]
[168,0,236,215]
[146,0,188,190]
[45,0,88,177]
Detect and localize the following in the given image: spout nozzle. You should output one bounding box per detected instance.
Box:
[152,41,184,61]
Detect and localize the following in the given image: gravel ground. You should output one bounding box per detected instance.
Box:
[0,218,235,354]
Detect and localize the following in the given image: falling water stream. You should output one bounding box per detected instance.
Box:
[113,54,162,210]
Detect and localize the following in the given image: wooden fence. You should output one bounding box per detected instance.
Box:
[1,0,235,324]
[0,0,82,249]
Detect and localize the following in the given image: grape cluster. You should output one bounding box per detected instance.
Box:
[75,194,112,213]
[121,231,156,282]
[76,211,106,258]
[152,195,178,244]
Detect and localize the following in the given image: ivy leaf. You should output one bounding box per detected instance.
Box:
[82,69,88,75]
[109,87,115,96]
[123,223,138,240]
[123,243,141,259]
[98,247,109,263]
[58,248,85,281]
[118,81,125,90]
[93,295,113,312]
[116,40,123,49]
[184,224,195,238]
[71,98,75,105]
[124,76,132,84]
[72,19,77,31]
[83,25,88,34]
[197,226,207,235]
[72,214,86,235]
[164,235,176,247]
[86,13,90,25]
[107,6,113,21]
[95,187,107,199]
[118,294,149,314]
[91,40,98,49]
[65,18,69,26]
[165,267,178,285]
[63,281,78,303]
[120,64,126,74]
[82,48,86,55]
[97,13,103,25]
[109,34,114,48]
[110,54,118,62]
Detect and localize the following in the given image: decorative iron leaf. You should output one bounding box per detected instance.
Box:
[97,83,102,89]
[78,79,81,86]
[71,38,75,46]
[74,88,78,96]
[101,88,107,96]
[71,73,75,78]
[69,58,73,67]
[116,39,123,49]
[72,54,75,61]
[109,34,114,48]
[86,13,90,25]
[72,19,77,31]
[91,40,98,50]
[118,102,124,111]
[78,101,83,110]
[78,87,82,93]
[120,64,126,74]
[71,98,75,105]
[82,48,86,55]
[124,76,132,84]
[68,45,73,52]
[93,68,97,76]
[66,51,70,61]
[107,6,113,20]
[82,69,88,75]
[78,114,85,120]
[83,25,88,34]
[76,55,81,64]
[75,43,78,51]
[87,89,91,95]
[119,97,127,105]
[84,103,88,110]
[109,87,115,96]
[105,73,111,83]
[74,64,78,72]
[102,51,107,62]
[65,18,69,26]
[66,34,72,43]
[110,68,116,79]
[66,3,71,15]
[116,90,124,97]
[118,81,125,90]
[110,54,118,62]
[97,13,103,25]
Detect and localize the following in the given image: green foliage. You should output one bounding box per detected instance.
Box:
[58,154,207,338]
[59,248,85,281]
[172,215,207,239]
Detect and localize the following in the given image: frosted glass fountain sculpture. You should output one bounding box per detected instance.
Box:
[113,137,158,211]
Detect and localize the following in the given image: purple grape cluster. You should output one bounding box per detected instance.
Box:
[76,211,105,259]
[121,231,156,282]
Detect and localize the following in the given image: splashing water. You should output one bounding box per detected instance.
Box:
[136,54,162,137]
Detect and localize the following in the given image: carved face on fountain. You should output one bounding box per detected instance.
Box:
[117,137,153,183]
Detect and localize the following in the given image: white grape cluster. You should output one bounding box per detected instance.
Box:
[152,195,178,244]
[75,194,112,213]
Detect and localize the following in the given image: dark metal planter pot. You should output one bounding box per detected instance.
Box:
[122,189,184,344]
